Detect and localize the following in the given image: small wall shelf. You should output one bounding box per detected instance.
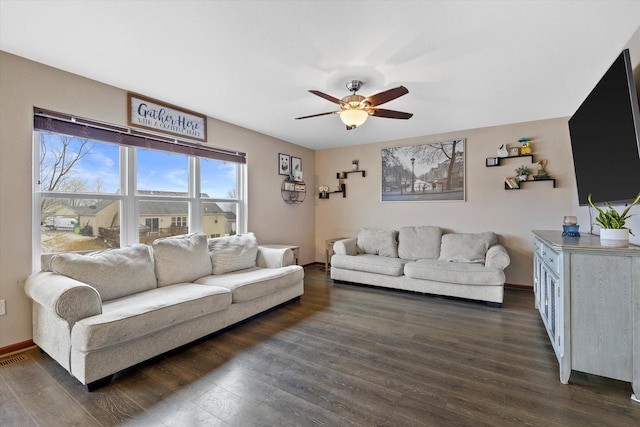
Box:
[486,154,534,167]
[319,184,346,199]
[281,179,306,204]
[320,169,365,199]
[336,170,366,179]
[505,178,556,190]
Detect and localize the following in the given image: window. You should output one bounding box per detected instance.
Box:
[33,108,246,267]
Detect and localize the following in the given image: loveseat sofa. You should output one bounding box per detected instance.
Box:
[330,226,510,305]
[24,232,303,390]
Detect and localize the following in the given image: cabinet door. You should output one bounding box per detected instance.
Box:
[533,254,542,309]
[538,257,562,357]
[570,253,632,382]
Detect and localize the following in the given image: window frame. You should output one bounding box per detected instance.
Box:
[32,110,247,272]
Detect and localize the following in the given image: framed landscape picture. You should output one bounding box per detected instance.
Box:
[381,139,465,202]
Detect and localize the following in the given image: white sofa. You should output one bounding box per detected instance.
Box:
[24,232,303,390]
[330,227,510,305]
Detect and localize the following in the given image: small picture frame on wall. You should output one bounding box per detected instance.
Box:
[291,156,302,181]
[509,147,520,156]
[278,153,290,176]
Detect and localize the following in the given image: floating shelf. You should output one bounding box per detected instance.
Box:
[319,184,346,199]
[505,178,556,190]
[486,154,534,167]
[336,170,366,179]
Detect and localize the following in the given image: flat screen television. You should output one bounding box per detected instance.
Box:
[568,49,640,206]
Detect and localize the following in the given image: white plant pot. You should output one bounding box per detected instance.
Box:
[599,228,630,246]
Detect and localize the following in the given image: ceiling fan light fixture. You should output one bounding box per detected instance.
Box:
[339,108,368,128]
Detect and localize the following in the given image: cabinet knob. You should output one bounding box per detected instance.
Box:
[548,258,554,263]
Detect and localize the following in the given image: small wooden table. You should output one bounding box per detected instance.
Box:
[324,237,348,274]
[261,244,299,265]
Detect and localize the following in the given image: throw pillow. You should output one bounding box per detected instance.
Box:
[152,233,212,286]
[438,232,497,263]
[356,228,399,258]
[398,226,442,260]
[50,244,157,302]
[208,232,259,274]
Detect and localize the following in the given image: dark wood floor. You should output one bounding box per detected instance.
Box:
[2,266,639,426]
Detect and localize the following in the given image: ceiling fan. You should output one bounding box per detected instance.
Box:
[295,80,413,130]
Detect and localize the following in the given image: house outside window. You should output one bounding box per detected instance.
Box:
[33,109,246,267]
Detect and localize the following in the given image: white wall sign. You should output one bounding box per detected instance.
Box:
[127,93,207,142]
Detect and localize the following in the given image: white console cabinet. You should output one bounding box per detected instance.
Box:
[532,230,640,402]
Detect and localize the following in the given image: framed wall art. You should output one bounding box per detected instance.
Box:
[278,153,290,176]
[381,139,465,202]
[291,156,302,181]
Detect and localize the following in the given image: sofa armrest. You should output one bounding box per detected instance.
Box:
[257,246,294,268]
[485,244,510,270]
[334,237,357,256]
[25,272,102,326]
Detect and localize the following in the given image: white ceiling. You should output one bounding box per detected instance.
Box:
[1,1,639,150]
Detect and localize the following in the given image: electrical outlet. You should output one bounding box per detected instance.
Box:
[0,299,6,316]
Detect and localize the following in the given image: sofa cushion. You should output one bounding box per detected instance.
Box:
[195,265,304,303]
[398,226,442,260]
[49,245,156,302]
[71,283,232,352]
[438,232,497,263]
[356,228,398,258]
[331,254,408,277]
[208,233,258,275]
[152,233,212,287]
[404,259,505,286]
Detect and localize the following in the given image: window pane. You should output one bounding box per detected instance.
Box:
[41,197,120,253]
[39,132,120,194]
[201,158,237,199]
[202,202,236,237]
[137,148,188,195]
[138,200,189,244]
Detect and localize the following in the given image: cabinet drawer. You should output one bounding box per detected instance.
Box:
[542,245,560,274]
[535,238,560,274]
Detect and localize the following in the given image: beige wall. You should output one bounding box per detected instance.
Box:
[315,118,577,286]
[0,51,315,348]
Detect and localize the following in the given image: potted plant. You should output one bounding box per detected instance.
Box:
[588,192,640,242]
[515,165,532,181]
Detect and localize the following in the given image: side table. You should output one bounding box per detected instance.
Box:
[261,244,300,265]
[324,237,348,275]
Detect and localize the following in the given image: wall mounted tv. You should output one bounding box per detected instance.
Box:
[568,48,640,206]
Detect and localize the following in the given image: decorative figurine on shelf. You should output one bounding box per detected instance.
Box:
[338,179,344,190]
[318,185,329,199]
[352,160,359,171]
[534,159,549,179]
[518,137,532,154]
[497,144,508,158]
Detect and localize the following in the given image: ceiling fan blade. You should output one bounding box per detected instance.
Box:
[369,108,413,119]
[365,86,409,107]
[295,111,338,120]
[309,90,345,105]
